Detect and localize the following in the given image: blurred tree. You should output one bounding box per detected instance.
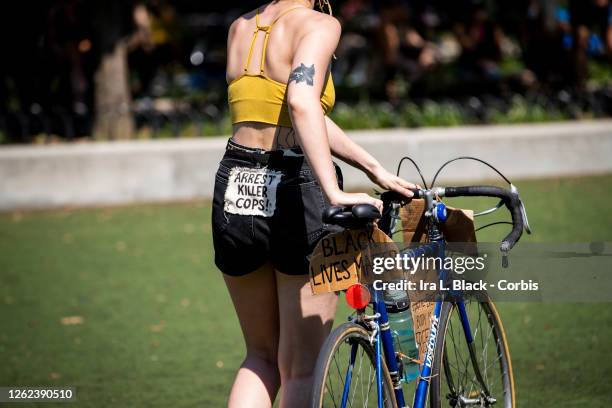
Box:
[90,0,135,140]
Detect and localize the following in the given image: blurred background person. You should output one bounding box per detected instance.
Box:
[569,0,611,90]
[376,0,439,104]
[0,0,610,144]
[452,0,504,94]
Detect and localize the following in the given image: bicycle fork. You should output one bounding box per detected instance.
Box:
[452,301,496,406]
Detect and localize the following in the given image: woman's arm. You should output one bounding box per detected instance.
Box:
[325,116,418,197]
[287,15,383,211]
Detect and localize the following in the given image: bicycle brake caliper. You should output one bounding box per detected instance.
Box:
[361,313,380,345]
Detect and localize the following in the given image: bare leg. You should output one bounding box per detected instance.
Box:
[224,263,280,408]
[276,271,338,408]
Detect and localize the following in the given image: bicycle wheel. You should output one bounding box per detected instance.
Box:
[430,294,515,407]
[311,322,397,408]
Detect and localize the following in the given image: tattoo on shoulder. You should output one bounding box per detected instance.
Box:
[288,63,315,86]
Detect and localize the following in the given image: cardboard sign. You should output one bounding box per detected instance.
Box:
[410,299,437,364]
[309,226,397,294]
[399,199,478,365]
[397,199,436,364]
[399,199,477,245]
[406,264,437,365]
[224,166,283,217]
[399,199,428,243]
[441,207,478,256]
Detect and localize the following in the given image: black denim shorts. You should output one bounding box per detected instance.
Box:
[211,140,343,276]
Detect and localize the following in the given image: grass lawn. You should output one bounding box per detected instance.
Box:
[1,175,612,407]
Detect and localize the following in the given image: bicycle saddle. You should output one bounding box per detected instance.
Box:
[322,204,381,229]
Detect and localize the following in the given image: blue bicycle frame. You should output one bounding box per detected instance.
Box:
[328,180,527,408]
[339,231,477,408]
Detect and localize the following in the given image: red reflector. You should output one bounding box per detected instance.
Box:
[345,284,371,310]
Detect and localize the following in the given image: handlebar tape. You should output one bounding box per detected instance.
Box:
[444,186,524,251]
[380,189,421,203]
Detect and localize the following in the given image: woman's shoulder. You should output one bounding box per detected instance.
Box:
[290,10,341,42]
[228,7,340,42]
[232,7,339,30]
[228,9,257,37]
[297,9,340,32]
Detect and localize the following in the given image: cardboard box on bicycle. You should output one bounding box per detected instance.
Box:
[308,225,402,295]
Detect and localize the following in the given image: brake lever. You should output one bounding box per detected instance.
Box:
[499,184,531,268]
[510,184,532,234]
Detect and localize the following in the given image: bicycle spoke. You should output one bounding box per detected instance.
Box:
[349,345,363,406]
[439,300,511,407]
[364,360,372,406]
[333,351,346,392]
[326,354,338,407]
[317,330,389,408]
[357,346,366,406]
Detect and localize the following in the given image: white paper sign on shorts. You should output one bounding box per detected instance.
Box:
[224,166,283,217]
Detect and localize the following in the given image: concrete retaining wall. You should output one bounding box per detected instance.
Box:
[1,120,611,210]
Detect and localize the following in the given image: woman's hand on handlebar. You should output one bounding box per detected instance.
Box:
[328,190,383,214]
[368,165,420,198]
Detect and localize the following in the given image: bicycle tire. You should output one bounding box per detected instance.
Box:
[429,294,515,407]
[311,322,398,408]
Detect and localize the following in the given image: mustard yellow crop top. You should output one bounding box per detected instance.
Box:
[228,7,336,128]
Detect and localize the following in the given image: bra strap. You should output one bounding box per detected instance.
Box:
[243,27,260,72]
[259,30,271,74]
[246,6,306,74]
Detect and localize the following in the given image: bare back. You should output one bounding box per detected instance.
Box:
[227,4,317,150]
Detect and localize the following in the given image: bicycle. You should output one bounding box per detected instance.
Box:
[310,157,531,408]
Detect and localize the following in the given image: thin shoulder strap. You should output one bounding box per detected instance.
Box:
[243,9,262,72]
[243,6,306,74]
